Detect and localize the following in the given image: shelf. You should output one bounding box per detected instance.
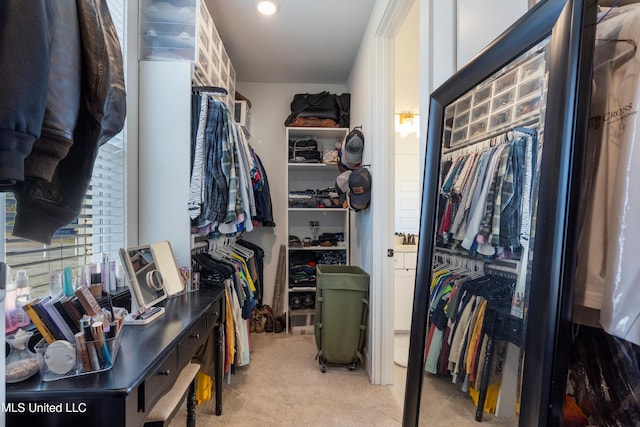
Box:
[288,162,334,168]
[286,127,349,140]
[288,287,316,293]
[285,126,350,334]
[288,246,346,251]
[288,207,348,212]
[289,308,315,314]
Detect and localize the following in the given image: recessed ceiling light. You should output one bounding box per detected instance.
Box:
[257,0,280,16]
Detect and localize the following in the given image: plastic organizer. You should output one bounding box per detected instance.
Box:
[289,309,315,336]
[35,328,121,382]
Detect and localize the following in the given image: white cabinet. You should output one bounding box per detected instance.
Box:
[395,251,417,270]
[394,249,417,332]
[285,127,350,334]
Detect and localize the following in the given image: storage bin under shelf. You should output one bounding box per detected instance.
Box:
[289,309,315,336]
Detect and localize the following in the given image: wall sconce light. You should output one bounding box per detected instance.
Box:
[398,112,415,125]
[256,0,280,16]
[395,111,419,137]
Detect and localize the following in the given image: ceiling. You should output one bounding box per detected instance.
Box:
[204,0,377,84]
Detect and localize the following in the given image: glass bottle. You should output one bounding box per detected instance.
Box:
[5,329,40,383]
[49,270,63,298]
[5,279,17,334]
[14,269,31,328]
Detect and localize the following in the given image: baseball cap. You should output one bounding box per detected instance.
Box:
[348,167,371,211]
[339,128,364,170]
[335,170,351,208]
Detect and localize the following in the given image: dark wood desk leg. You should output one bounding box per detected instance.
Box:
[214,322,224,416]
[476,333,494,422]
[187,378,197,427]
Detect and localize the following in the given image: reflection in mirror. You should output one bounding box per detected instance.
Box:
[415,38,549,425]
[119,245,168,314]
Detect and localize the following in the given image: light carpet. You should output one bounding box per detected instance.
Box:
[170,333,402,426]
[393,333,409,368]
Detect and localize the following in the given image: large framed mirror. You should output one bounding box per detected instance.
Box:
[403,1,597,425]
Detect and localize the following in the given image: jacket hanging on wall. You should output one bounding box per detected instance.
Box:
[0,0,126,244]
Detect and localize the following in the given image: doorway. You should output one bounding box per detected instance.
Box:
[392,0,420,372]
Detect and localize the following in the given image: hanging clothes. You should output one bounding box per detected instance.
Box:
[424,256,516,398]
[236,239,265,304]
[251,148,276,227]
[191,240,265,371]
[189,92,274,236]
[575,5,640,346]
[438,130,535,260]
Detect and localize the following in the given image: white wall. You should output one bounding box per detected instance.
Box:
[234,82,346,307]
[395,0,420,235]
[457,0,528,69]
[345,38,375,276]
[138,62,193,268]
[346,0,416,384]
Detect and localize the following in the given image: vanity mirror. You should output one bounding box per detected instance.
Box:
[119,244,167,316]
[150,240,186,296]
[119,240,186,319]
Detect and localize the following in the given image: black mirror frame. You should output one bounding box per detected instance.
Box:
[402,1,598,426]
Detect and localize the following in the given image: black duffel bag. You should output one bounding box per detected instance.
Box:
[284,91,350,127]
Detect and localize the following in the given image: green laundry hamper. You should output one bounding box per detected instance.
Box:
[314,265,369,372]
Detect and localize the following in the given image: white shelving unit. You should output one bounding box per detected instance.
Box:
[286,127,350,334]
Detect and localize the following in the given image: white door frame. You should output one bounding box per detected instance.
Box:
[370,0,415,386]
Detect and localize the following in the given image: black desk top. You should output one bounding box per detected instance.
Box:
[7,285,225,398]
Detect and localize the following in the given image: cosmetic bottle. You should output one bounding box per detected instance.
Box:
[5,279,17,334]
[14,270,30,328]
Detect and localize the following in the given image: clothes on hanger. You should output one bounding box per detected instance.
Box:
[251,148,276,227]
[574,4,640,346]
[191,240,267,371]
[0,0,126,244]
[236,239,265,304]
[188,93,275,237]
[424,255,516,414]
[437,129,536,260]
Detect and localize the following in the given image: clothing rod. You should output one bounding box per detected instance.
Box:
[483,262,518,278]
[191,240,208,254]
[434,246,520,268]
[192,85,228,95]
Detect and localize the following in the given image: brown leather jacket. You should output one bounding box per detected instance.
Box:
[10,0,126,244]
